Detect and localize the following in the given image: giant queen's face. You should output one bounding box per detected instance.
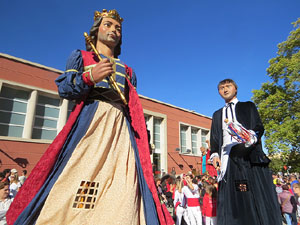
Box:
[97,17,121,48]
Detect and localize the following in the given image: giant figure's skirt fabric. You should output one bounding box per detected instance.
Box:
[35,101,146,225]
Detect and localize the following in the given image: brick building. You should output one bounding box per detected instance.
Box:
[0,53,212,177]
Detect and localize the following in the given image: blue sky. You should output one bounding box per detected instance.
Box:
[1,0,299,117]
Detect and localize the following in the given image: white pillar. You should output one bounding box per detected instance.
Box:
[57,99,68,133]
[23,90,37,138]
[161,117,168,174]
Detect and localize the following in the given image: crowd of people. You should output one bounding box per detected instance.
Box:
[155,172,300,225]
[0,168,27,224]
[156,172,218,225]
[273,173,300,225]
[1,165,300,225]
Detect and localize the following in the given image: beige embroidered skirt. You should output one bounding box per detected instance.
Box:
[35,101,145,225]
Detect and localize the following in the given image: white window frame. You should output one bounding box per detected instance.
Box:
[0,80,73,143]
[179,122,209,156]
[32,93,61,140]
[143,109,167,175]
[0,83,30,138]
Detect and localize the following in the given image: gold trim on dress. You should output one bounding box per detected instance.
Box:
[65,69,79,73]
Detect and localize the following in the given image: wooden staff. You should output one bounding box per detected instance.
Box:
[84,32,128,105]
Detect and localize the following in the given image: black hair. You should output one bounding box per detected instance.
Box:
[217,78,238,90]
[2,169,10,175]
[282,184,289,190]
[0,181,9,189]
[192,178,198,184]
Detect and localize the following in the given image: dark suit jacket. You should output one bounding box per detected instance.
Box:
[210,101,270,164]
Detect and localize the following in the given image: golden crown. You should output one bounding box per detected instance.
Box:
[94,9,123,23]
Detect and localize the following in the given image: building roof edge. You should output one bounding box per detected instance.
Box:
[0,53,211,120]
[139,94,212,119]
[0,52,63,74]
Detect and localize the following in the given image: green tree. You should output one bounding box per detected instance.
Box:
[268,152,300,173]
[252,18,300,158]
[287,150,300,172]
[268,155,285,173]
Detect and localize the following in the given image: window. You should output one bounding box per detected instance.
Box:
[191,128,199,154]
[144,115,150,125]
[180,125,188,153]
[0,82,78,141]
[153,153,161,175]
[201,130,209,148]
[0,86,29,137]
[153,118,162,150]
[32,95,60,140]
[179,123,209,156]
[144,113,166,176]
[144,115,164,153]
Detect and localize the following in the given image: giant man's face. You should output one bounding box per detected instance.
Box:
[218,82,237,103]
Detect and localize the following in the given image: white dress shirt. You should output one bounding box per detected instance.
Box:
[218,98,240,181]
[0,197,13,225]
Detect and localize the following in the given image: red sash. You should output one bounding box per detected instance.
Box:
[174,201,181,215]
[187,198,200,207]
